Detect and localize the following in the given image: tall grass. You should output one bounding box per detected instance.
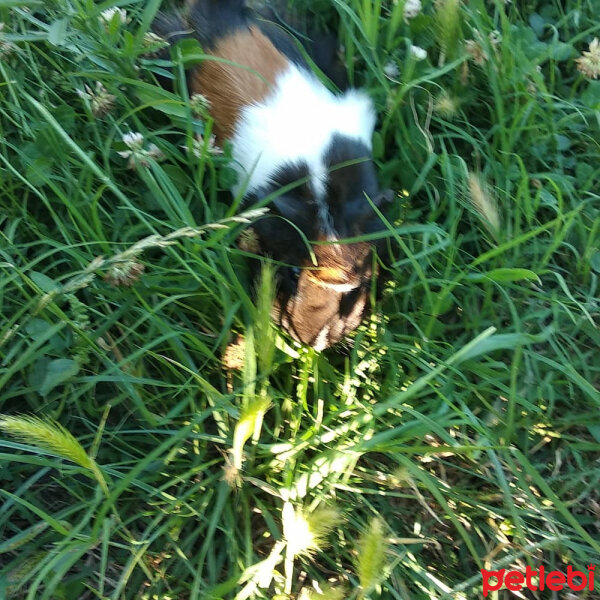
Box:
[1,0,599,598]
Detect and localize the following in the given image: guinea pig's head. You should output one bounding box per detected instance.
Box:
[273,240,376,350]
[240,150,394,350]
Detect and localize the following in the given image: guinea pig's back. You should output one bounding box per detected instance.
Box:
[190,25,289,144]
[163,1,376,204]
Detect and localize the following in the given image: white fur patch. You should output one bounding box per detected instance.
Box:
[312,325,331,352]
[230,65,376,207]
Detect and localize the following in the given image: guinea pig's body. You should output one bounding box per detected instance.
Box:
[155,0,392,349]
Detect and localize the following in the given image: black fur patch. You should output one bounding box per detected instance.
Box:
[323,134,380,237]
[245,142,391,252]
[255,19,308,68]
[306,32,347,90]
[246,161,317,250]
[151,11,191,45]
[252,1,348,88]
[186,0,250,49]
[154,0,344,80]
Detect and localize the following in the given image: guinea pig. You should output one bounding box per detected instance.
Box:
[153,0,393,350]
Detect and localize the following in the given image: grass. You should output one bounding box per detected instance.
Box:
[0,0,599,598]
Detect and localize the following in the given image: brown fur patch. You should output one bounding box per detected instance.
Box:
[190,25,288,144]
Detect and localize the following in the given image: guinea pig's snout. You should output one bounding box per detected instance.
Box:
[274,245,374,350]
[277,282,369,350]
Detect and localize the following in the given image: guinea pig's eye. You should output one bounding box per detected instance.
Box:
[290,266,301,282]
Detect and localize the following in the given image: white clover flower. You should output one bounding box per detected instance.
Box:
[104,260,145,287]
[146,144,164,161]
[141,31,168,56]
[143,31,165,46]
[0,22,16,58]
[190,93,211,116]
[76,82,115,117]
[119,132,164,169]
[383,61,400,79]
[122,132,144,151]
[183,134,223,159]
[0,41,15,57]
[410,45,428,61]
[403,0,422,21]
[576,38,600,79]
[100,7,127,26]
[489,30,502,48]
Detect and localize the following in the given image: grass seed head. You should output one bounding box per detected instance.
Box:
[434,0,462,61]
[283,503,341,557]
[467,172,501,238]
[255,264,277,375]
[222,452,242,488]
[465,39,488,65]
[356,517,388,595]
[231,396,271,470]
[434,90,460,118]
[0,415,93,471]
[238,227,262,254]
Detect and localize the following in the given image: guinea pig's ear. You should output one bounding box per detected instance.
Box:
[380,188,395,203]
[371,188,395,211]
[272,196,306,221]
[238,203,314,262]
[270,195,316,238]
[355,189,395,228]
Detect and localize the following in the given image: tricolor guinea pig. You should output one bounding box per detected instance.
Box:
[154,0,393,350]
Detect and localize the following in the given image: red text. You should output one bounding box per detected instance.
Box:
[481,565,595,596]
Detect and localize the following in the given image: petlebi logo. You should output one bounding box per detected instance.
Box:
[481,564,595,596]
